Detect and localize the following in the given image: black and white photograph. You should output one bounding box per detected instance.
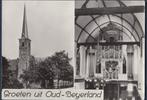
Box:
[75,0,145,100]
[2,1,74,89]
[1,0,146,100]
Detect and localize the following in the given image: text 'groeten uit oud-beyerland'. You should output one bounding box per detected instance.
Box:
[3,90,103,99]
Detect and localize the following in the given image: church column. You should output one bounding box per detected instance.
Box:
[118,59,123,79]
[74,43,77,78]
[79,46,86,78]
[123,45,128,73]
[119,60,123,74]
[88,46,96,77]
[101,60,105,78]
[127,45,134,80]
[93,50,97,76]
[86,50,90,77]
[138,37,145,98]
[142,38,145,98]
[133,45,139,80]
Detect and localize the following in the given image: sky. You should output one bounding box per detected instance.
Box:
[2,1,74,65]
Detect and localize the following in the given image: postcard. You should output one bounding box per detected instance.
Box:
[1,0,145,100]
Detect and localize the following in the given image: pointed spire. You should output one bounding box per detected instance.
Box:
[22,4,28,38]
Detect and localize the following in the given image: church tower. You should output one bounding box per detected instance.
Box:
[18,6,31,79]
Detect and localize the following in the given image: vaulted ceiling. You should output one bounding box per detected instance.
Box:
[75,0,145,43]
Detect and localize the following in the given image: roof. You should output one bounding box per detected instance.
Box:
[21,5,29,39]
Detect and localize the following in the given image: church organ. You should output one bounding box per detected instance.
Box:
[77,23,130,80]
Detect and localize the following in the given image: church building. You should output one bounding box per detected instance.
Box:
[74,0,145,100]
[18,6,31,80]
[8,6,31,83]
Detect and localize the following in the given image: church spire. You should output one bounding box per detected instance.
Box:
[22,5,28,38]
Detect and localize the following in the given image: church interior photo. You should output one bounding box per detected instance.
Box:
[74,0,145,100]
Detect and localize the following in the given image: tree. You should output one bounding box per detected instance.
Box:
[20,56,55,89]
[20,68,39,88]
[51,51,73,84]
[29,55,36,69]
[20,56,40,88]
[20,50,73,89]
[2,56,23,88]
[2,56,10,88]
[38,59,55,88]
